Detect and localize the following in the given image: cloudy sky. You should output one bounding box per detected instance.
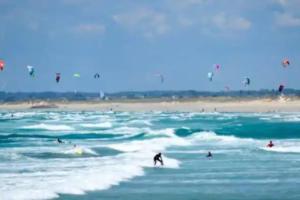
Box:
[0,0,299,92]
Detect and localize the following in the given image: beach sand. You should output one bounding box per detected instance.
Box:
[1,96,300,112]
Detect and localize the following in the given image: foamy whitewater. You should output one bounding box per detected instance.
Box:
[1,111,300,200]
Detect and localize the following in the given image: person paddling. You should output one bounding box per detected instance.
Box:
[267,140,274,148]
[206,151,213,158]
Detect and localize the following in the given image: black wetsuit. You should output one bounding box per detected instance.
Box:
[206,152,212,158]
[154,153,164,166]
[57,138,63,144]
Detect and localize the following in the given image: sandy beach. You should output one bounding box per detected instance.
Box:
[1,97,300,112]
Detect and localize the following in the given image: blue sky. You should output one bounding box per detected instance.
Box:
[0,0,299,92]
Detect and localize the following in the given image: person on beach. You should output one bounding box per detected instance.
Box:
[206,151,213,158]
[154,153,164,166]
[267,140,274,148]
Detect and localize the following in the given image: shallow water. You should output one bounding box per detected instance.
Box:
[1,111,300,200]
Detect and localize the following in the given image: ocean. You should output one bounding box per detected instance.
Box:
[1,111,300,200]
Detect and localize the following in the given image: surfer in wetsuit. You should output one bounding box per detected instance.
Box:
[267,140,274,148]
[206,151,213,158]
[154,153,164,166]
[57,138,64,144]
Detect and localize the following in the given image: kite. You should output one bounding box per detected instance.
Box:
[73,73,80,78]
[208,72,214,81]
[243,77,251,86]
[0,60,5,71]
[214,64,221,71]
[94,73,100,79]
[56,73,61,83]
[155,74,164,83]
[282,59,290,68]
[27,66,35,77]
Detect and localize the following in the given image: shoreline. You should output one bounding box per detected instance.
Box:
[1,97,300,112]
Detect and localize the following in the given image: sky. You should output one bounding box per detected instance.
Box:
[0,0,299,92]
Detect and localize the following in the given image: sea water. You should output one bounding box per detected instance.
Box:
[1,111,300,200]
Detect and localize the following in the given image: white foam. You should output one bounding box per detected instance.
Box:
[145,128,176,137]
[108,136,189,153]
[0,146,181,200]
[21,124,74,131]
[283,115,300,122]
[64,146,98,155]
[104,126,143,135]
[1,112,43,120]
[261,146,300,153]
[167,149,242,154]
[11,112,37,118]
[259,113,300,122]
[190,131,235,142]
[128,119,152,126]
[189,131,257,146]
[80,122,112,128]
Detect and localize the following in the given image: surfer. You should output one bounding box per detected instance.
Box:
[206,151,213,158]
[154,153,164,166]
[57,138,64,144]
[267,140,274,148]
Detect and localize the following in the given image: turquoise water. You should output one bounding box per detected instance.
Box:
[1,111,300,200]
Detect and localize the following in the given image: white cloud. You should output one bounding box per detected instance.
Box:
[73,23,106,34]
[275,0,300,7]
[212,13,251,31]
[276,0,288,5]
[274,0,300,27]
[275,13,300,27]
[177,17,194,27]
[113,8,170,38]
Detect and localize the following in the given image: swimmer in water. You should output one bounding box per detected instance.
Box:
[206,151,213,158]
[267,140,274,148]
